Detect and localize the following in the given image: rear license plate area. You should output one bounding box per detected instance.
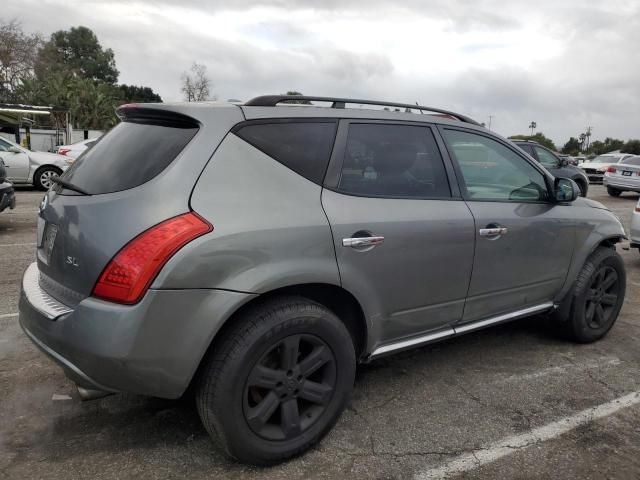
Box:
[622,171,632,176]
[37,223,58,265]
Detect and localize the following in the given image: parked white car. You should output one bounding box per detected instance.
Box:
[0,136,71,190]
[579,152,635,183]
[603,156,640,197]
[57,137,100,159]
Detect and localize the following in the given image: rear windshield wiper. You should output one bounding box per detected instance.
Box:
[52,177,91,196]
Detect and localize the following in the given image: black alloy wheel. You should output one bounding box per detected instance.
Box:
[243,334,336,441]
[583,265,619,330]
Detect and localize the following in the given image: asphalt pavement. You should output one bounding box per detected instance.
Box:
[2,185,640,479]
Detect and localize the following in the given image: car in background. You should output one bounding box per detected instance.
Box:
[57,138,100,159]
[0,136,71,190]
[512,139,589,196]
[603,156,640,196]
[0,159,16,213]
[579,152,634,183]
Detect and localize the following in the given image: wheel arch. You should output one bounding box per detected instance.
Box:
[188,282,370,394]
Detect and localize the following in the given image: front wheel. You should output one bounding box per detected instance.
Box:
[606,186,622,197]
[555,247,625,343]
[196,296,356,465]
[34,166,62,190]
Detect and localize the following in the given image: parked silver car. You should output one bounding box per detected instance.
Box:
[0,136,70,189]
[603,156,640,196]
[19,96,627,465]
[579,151,635,183]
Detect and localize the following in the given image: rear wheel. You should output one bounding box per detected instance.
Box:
[554,247,625,343]
[607,186,622,197]
[34,166,62,190]
[196,296,356,465]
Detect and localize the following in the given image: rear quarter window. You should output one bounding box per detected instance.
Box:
[61,118,198,194]
[233,120,337,184]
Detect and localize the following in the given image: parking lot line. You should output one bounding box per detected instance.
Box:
[415,391,640,479]
[0,312,18,319]
[0,242,36,247]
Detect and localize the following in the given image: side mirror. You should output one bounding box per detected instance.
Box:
[559,158,569,167]
[554,177,579,202]
[7,146,21,154]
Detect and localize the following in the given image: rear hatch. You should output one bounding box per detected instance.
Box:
[36,104,240,306]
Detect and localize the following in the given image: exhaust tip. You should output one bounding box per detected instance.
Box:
[77,385,113,401]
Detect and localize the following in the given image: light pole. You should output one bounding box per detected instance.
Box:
[528,121,537,136]
[488,115,493,130]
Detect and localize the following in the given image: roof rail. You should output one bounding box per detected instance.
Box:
[244,95,481,126]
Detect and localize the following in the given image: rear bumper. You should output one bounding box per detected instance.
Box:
[19,262,256,398]
[603,177,640,192]
[0,181,15,212]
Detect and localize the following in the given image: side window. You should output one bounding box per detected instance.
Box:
[534,146,559,169]
[443,129,549,202]
[234,121,337,184]
[518,144,535,156]
[337,124,451,198]
[0,138,11,152]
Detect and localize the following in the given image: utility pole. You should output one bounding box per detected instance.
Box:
[488,115,493,130]
[585,126,592,151]
[528,121,537,136]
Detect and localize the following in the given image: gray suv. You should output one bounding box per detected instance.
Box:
[19,95,627,465]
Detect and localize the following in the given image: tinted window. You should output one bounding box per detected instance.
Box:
[621,156,640,166]
[337,124,450,198]
[234,121,337,184]
[517,143,535,156]
[533,146,560,168]
[443,129,549,202]
[62,121,198,194]
[0,138,11,151]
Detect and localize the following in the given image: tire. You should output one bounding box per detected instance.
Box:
[606,186,622,197]
[196,296,356,465]
[576,181,587,197]
[554,246,625,343]
[34,166,62,190]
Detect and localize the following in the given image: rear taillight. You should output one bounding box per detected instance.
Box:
[607,166,616,173]
[58,148,71,156]
[92,212,212,304]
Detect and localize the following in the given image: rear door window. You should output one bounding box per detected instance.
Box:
[337,123,451,198]
[233,121,337,184]
[61,118,198,194]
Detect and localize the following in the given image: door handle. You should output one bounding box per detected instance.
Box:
[479,227,508,237]
[342,236,385,248]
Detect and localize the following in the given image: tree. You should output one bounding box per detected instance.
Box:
[36,26,118,84]
[119,84,162,103]
[181,62,213,101]
[282,90,312,104]
[586,137,624,155]
[509,132,557,151]
[0,19,42,102]
[561,137,582,156]
[621,140,640,155]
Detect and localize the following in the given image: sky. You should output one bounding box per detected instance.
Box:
[4,0,640,146]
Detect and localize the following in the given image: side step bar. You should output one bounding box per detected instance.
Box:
[369,302,554,359]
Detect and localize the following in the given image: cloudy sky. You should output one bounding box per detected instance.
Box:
[4,0,640,145]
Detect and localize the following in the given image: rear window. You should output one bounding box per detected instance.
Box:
[621,156,640,166]
[61,120,198,194]
[233,121,337,184]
